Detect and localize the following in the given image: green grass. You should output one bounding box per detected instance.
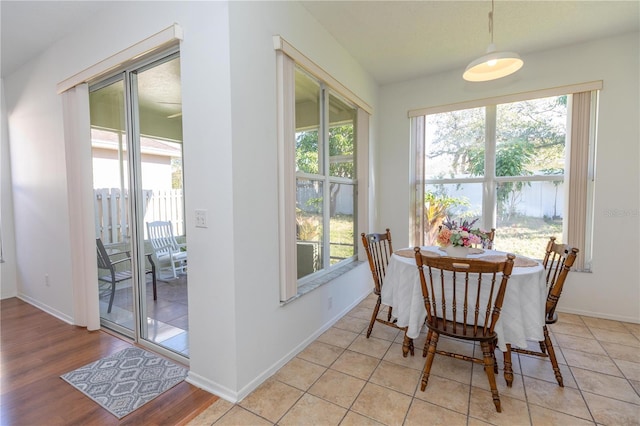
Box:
[314,213,562,263]
[330,215,355,261]
[296,213,356,263]
[494,216,562,259]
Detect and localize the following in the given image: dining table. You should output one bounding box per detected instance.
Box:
[380,246,547,355]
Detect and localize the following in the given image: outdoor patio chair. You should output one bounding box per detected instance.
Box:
[96,238,156,313]
[146,221,187,279]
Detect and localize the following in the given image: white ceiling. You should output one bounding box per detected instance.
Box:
[301,0,640,84]
[1,1,639,83]
[1,1,112,78]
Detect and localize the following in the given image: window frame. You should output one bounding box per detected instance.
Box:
[409,82,601,271]
[275,36,371,302]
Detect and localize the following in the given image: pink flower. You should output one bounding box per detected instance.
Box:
[467,234,482,246]
[437,228,452,246]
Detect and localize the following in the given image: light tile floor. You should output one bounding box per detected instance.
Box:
[189,294,640,425]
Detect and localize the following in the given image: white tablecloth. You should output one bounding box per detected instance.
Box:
[380,246,547,351]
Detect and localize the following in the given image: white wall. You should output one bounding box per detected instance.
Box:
[378,32,640,323]
[2,40,77,320]
[226,0,377,395]
[92,150,173,191]
[1,79,18,299]
[1,0,377,402]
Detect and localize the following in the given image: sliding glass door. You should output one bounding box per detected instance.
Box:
[91,78,136,333]
[90,50,188,358]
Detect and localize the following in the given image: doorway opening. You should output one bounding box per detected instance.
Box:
[90,50,188,358]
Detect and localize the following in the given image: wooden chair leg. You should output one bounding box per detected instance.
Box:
[539,340,547,354]
[504,343,514,387]
[481,341,502,413]
[401,333,414,357]
[543,325,564,387]
[366,296,382,338]
[491,340,499,374]
[420,332,438,391]
[423,330,433,357]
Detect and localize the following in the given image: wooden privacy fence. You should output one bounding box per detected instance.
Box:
[94,188,185,245]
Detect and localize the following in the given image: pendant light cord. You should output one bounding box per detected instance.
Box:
[488,0,494,44]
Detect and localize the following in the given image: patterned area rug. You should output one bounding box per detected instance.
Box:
[61,347,188,418]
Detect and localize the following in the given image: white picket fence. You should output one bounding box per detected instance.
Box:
[94,188,185,245]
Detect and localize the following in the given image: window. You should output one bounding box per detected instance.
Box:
[411,84,600,270]
[275,37,371,301]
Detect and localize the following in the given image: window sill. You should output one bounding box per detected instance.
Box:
[280,261,365,306]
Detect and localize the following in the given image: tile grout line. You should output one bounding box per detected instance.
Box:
[204,306,639,426]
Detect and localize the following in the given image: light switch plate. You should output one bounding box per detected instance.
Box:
[195,209,207,228]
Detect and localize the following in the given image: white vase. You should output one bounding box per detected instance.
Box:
[444,245,470,258]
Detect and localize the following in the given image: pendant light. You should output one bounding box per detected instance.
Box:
[463,0,523,82]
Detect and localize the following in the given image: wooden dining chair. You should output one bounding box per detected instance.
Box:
[484,228,496,249]
[503,237,579,387]
[414,247,515,412]
[361,230,414,357]
[471,227,496,249]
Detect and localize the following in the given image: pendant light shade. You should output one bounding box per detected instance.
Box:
[463,44,523,82]
[463,1,523,82]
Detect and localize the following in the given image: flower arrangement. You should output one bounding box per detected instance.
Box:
[436,217,490,248]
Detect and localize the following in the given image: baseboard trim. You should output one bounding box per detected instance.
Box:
[558,308,640,324]
[186,371,239,403]
[186,288,371,404]
[17,294,74,325]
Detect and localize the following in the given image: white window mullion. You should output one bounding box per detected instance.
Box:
[356,108,369,261]
[583,91,598,271]
[321,85,331,270]
[410,116,425,247]
[484,106,497,230]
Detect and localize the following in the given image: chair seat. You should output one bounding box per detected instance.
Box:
[99,266,154,284]
[96,238,157,313]
[427,320,498,343]
[99,271,132,283]
[157,250,187,261]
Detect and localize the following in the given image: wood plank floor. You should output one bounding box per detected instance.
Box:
[0,297,218,425]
